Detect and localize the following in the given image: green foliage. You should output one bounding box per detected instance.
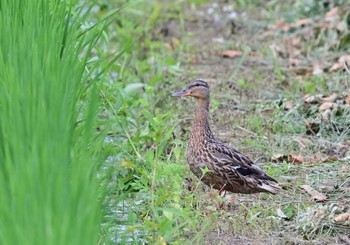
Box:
[0,1,119,244]
[90,1,204,243]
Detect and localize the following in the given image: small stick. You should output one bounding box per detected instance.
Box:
[344,62,350,75]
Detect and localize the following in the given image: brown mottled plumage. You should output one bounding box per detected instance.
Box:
[173,80,280,194]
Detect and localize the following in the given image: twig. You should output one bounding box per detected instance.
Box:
[343,62,350,75]
[234,125,258,136]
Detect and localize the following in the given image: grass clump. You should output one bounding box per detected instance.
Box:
[0,1,113,244]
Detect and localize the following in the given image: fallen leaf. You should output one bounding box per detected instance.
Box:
[272,20,289,31]
[165,43,173,51]
[271,154,304,163]
[248,53,261,58]
[312,64,324,75]
[271,151,338,164]
[325,7,339,18]
[288,154,304,164]
[300,184,327,202]
[308,152,333,164]
[293,68,313,76]
[322,93,337,102]
[220,50,243,58]
[345,94,350,104]
[319,102,335,111]
[275,20,287,29]
[271,154,285,161]
[290,37,301,47]
[219,50,262,59]
[295,18,312,28]
[303,94,314,103]
[260,108,275,115]
[285,100,294,110]
[329,63,343,72]
[165,37,181,51]
[315,208,326,218]
[308,152,324,163]
[336,21,347,32]
[337,55,350,65]
[330,55,350,72]
[322,109,331,121]
[338,55,350,64]
[303,94,324,103]
[334,212,350,223]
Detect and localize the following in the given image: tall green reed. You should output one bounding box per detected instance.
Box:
[0,1,110,244]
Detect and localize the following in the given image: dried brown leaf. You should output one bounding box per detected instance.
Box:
[270,18,311,32]
[290,37,301,47]
[325,7,339,18]
[330,55,350,72]
[345,94,350,104]
[273,151,338,164]
[319,102,335,111]
[315,208,326,218]
[285,100,294,110]
[322,109,331,121]
[165,43,173,51]
[295,18,312,28]
[272,20,289,31]
[220,50,243,58]
[271,154,285,161]
[303,94,324,103]
[293,68,313,76]
[275,20,287,28]
[312,64,323,75]
[308,152,333,164]
[322,93,337,102]
[303,94,314,103]
[338,55,350,64]
[334,213,350,223]
[288,154,304,164]
[330,63,343,72]
[336,22,346,32]
[300,184,327,201]
[260,108,275,115]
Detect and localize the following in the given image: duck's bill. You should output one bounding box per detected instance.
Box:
[172,90,191,97]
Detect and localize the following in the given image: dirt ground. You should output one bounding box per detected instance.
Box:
[166,1,350,244]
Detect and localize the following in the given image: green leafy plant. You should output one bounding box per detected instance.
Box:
[0,1,122,244]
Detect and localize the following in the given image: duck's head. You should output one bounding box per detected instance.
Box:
[172,79,210,100]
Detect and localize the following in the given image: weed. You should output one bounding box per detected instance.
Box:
[0,1,121,244]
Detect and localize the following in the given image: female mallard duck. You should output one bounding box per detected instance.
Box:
[173,79,280,194]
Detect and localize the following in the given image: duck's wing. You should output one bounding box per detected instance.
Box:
[209,142,278,183]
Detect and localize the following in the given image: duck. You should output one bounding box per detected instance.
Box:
[173,79,280,195]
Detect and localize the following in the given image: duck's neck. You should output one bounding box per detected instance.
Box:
[190,99,214,142]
